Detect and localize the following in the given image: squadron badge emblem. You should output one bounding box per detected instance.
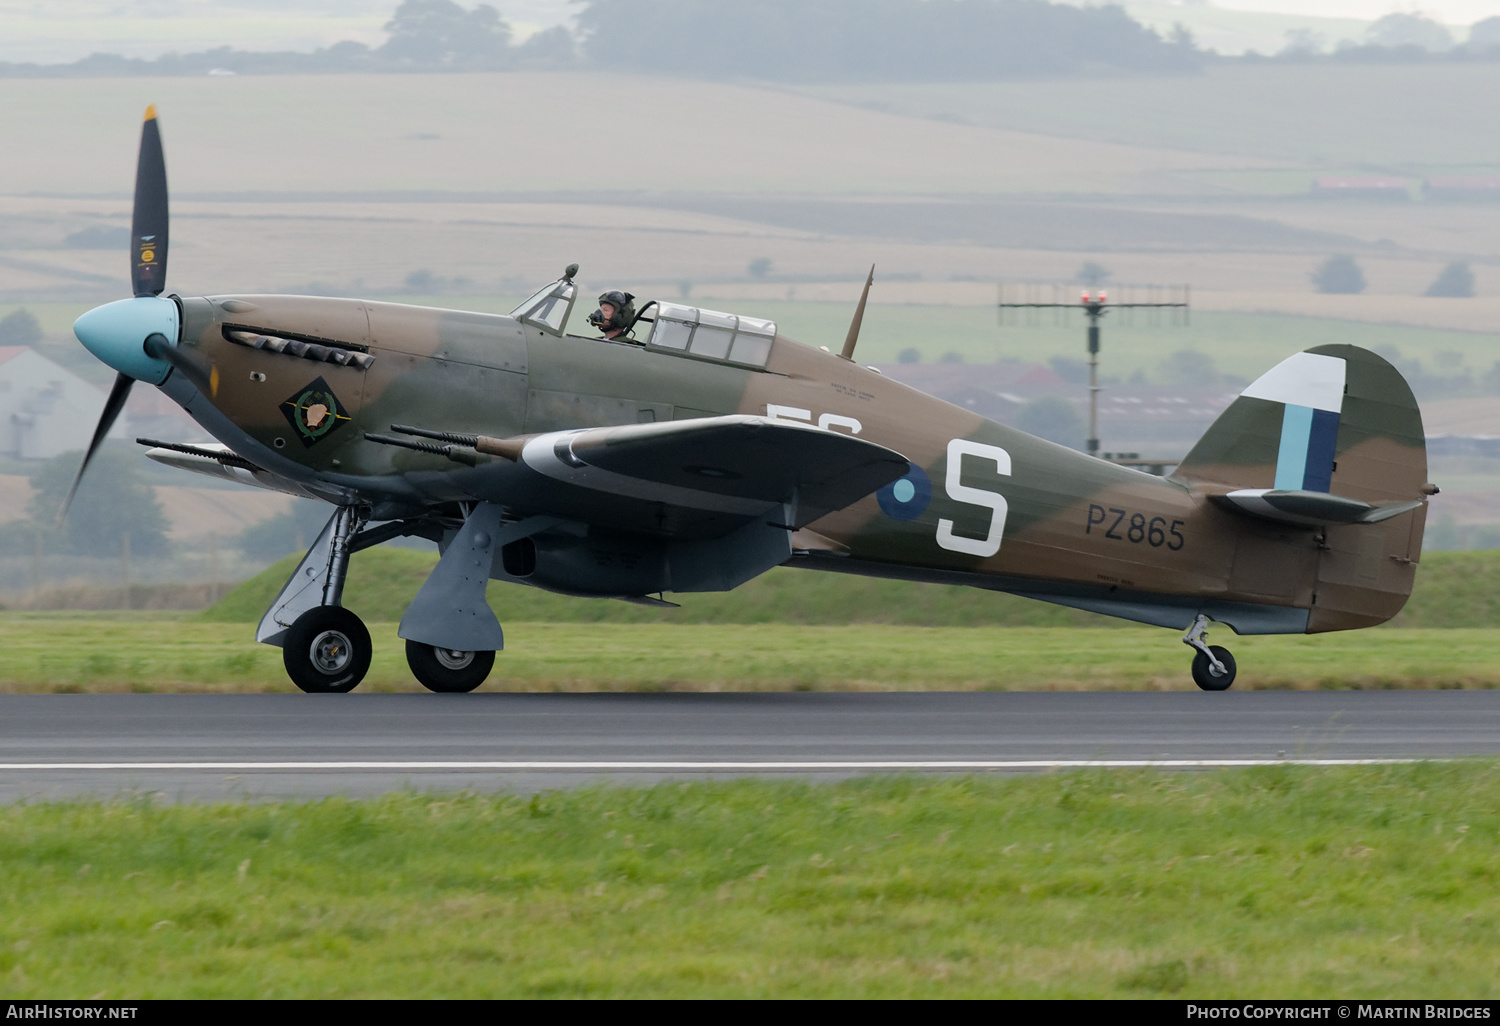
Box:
[280,377,350,447]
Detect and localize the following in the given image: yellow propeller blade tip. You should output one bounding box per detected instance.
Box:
[143,104,157,121]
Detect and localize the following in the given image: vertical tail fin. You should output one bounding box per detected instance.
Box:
[1174,345,1430,632]
[1173,344,1425,504]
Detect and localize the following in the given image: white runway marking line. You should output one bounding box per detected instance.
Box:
[0,758,1432,771]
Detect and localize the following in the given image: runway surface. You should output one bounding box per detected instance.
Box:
[1,690,1497,800]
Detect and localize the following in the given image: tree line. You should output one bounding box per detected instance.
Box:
[2,1,1494,81]
[0,0,1200,80]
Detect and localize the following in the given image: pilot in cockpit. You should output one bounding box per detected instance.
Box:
[587,290,638,342]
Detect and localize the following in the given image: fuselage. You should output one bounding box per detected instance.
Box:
[88,291,1420,634]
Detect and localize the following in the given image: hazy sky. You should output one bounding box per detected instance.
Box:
[1206,1,1494,19]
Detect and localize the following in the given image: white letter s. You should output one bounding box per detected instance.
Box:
[936,438,1010,558]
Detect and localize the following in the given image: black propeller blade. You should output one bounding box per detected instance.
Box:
[63,105,169,520]
[131,106,168,298]
[58,371,134,521]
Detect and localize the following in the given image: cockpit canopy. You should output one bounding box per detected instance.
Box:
[643,302,776,368]
[512,272,777,370]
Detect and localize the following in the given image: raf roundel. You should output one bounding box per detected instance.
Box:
[877,465,932,521]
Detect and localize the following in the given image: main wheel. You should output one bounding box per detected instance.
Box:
[1191,645,1237,691]
[406,640,495,694]
[283,606,371,693]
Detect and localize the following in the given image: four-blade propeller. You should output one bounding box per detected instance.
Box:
[60,106,170,520]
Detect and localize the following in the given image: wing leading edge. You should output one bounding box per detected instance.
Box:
[520,415,910,533]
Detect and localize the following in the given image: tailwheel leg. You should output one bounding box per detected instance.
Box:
[1182,613,1237,691]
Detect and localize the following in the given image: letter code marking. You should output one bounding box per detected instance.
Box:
[936,439,1010,558]
[765,404,863,435]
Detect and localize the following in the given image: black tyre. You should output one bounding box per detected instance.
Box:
[283,606,371,693]
[1191,645,1237,691]
[406,640,495,694]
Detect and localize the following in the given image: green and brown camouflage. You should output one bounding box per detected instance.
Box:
[69,107,1432,691]
[163,285,1429,639]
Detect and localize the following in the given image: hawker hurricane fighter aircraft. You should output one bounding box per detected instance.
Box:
[68,110,1434,693]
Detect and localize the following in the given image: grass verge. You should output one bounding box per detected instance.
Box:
[1,764,1498,997]
[198,548,1500,630]
[3,618,1500,693]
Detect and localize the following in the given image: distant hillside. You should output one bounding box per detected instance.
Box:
[798,63,1500,169]
[576,0,1197,80]
[1,0,1198,81]
[4,0,1495,82]
[203,547,1500,629]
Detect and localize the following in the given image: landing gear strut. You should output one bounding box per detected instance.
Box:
[259,505,373,693]
[1183,613,1237,691]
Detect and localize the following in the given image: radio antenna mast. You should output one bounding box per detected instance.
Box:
[998,286,1189,457]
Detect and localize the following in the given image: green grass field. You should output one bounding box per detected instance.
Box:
[0,548,1491,694]
[3,620,1498,694]
[201,547,1500,630]
[0,530,1490,694]
[2,765,1497,997]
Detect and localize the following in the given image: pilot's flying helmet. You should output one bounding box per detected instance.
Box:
[588,290,636,334]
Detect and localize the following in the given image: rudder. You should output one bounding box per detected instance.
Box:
[1174,345,1430,631]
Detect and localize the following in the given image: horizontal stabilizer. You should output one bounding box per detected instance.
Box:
[1214,489,1423,528]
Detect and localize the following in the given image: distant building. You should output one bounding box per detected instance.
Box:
[1422,177,1500,202]
[0,346,203,461]
[875,360,1235,457]
[0,347,121,460]
[1310,177,1410,200]
[874,360,1068,424]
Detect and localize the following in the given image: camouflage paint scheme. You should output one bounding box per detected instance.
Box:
[164,288,1429,637]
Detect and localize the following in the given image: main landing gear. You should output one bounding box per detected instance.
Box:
[285,621,496,694]
[1183,613,1237,691]
[266,506,378,693]
[258,502,510,694]
[284,605,371,693]
[405,641,495,694]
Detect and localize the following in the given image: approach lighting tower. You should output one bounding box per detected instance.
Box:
[997,287,1190,457]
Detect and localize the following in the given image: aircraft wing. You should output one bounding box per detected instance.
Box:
[517,415,910,535]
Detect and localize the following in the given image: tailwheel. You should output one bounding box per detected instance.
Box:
[406,640,495,694]
[1191,645,1237,691]
[283,606,371,693]
[1182,613,1237,691]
